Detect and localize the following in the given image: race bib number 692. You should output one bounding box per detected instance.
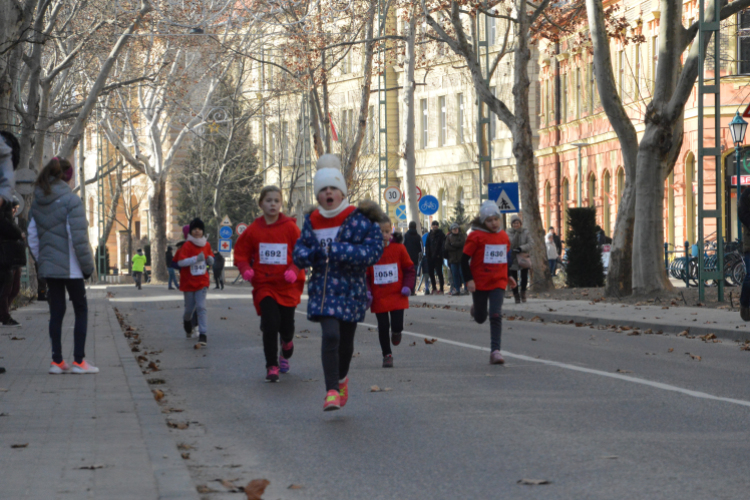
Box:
[259,243,287,265]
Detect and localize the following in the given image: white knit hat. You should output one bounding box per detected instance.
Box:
[314,154,347,195]
[479,200,501,223]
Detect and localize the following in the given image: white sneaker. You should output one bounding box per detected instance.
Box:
[71,360,99,374]
[49,361,71,374]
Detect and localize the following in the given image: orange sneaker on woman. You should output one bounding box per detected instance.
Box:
[323,390,340,411]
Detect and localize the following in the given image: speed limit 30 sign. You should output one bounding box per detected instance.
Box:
[384,186,402,205]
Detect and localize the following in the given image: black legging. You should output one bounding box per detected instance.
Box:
[509,269,528,297]
[320,317,357,391]
[428,258,444,292]
[375,309,404,356]
[47,278,88,364]
[259,297,296,368]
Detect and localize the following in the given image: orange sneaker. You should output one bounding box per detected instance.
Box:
[323,390,340,411]
[339,377,349,407]
[49,360,70,374]
[71,360,99,374]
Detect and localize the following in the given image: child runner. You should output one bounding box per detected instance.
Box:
[293,154,385,411]
[173,218,214,346]
[234,186,305,382]
[462,201,517,364]
[366,221,415,368]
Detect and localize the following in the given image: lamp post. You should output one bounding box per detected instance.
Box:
[729,111,748,245]
[572,143,588,208]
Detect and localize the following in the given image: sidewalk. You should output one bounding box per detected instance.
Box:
[0,288,198,500]
[410,291,750,343]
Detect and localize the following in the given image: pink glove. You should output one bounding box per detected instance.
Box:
[284,269,297,283]
[242,269,254,281]
[366,291,373,309]
[401,286,411,296]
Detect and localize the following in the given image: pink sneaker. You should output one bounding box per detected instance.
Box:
[323,390,340,411]
[339,377,349,407]
[266,366,280,383]
[49,360,70,374]
[489,350,505,365]
[281,340,294,359]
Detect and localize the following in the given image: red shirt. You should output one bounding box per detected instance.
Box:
[173,240,214,292]
[233,214,305,315]
[366,242,413,314]
[309,206,357,247]
[463,229,510,291]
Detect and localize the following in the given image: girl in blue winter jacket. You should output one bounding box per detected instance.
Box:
[293,154,385,412]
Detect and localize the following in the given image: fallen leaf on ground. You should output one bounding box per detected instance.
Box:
[409,342,416,346]
[220,317,227,320]
[615,369,632,373]
[177,443,193,450]
[678,330,689,337]
[517,479,550,485]
[288,484,304,489]
[193,344,201,350]
[530,316,543,322]
[370,385,392,392]
[167,421,189,430]
[11,443,28,448]
[301,378,318,382]
[181,452,190,459]
[217,479,241,492]
[686,353,702,361]
[668,348,674,353]
[196,485,217,494]
[627,331,640,336]
[295,335,308,339]
[245,479,270,500]
[152,389,164,402]
[699,333,717,341]
[148,361,160,372]
[424,338,437,344]
[79,464,105,469]
[10,336,25,340]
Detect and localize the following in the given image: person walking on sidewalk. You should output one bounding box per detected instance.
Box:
[545,228,559,276]
[420,229,431,295]
[445,223,467,295]
[234,186,305,382]
[166,246,179,290]
[367,221,416,368]
[425,221,446,294]
[293,154,384,411]
[0,199,24,328]
[131,249,147,290]
[212,250,225,290]
[462,201,517,365]
[173,218,214,346]
[28,157,98,374]
[403,221,422,296]
[507,214,531,303]
[738,186,750,320]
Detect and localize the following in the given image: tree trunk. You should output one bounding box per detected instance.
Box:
[400,12,419,232]
[148,175,168,282]
[513,0,552,291]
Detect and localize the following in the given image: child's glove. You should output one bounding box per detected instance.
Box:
[206,256,214,267]
[366,291,373,308]
[196,253,206,263]
[401,286,410,296]
[242,269,254,281]
[284,269,297,283]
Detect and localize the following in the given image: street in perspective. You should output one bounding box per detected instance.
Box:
[4,0,750,499]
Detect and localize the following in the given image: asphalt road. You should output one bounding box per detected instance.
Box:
[109,285,750,500]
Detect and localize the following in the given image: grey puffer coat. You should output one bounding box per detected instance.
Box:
[29,180,94,279]
[507,215,532,272]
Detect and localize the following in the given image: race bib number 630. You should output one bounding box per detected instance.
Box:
[483,244,507,264]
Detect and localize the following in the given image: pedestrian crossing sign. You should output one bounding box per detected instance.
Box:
[487,182,519,213]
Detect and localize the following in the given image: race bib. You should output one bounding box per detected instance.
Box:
[484,244,507,264]
[259,243,287,265]
[373,263,398,285]
[190,261,207,276]
[313,227,340,254]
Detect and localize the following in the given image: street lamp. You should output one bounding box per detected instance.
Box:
[729,111,748,245]
[572,143,588,208]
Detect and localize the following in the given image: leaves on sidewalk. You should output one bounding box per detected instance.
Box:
[152,389,164,402]
[409,342,416,346]
[147,378,165,385]
[686,353,702,361]
[244,479,270,500]
[166,420,189,430]
[424,338,437,344]
[370,385,392,392]
[10,336,25,340]
[288,484,304,489]
[216,478,241,492]
[668,348,674,353]
[79,464,105,470]
[517,478,550,485]
[615,369,632,374]
[11,443,28,448]
[181,452,190,459]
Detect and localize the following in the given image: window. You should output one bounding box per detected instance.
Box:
[341,50,351,74]
[135,221,141,241]
[588,61,595,114]
[457,93,464,144]
[562,73,568,122]
[562,177,570,237]
[616,167,624,204]
[545,81,551,124]
[439,96,447,146]
[588,173,597,208]
[489,86,496,140]
[603,170,611,236]
[421,99,428,149]
[281,121,289,165]
[488,16,496,46]
[739,11,750,74]
[576,67,582,118]
[544,182,552,229]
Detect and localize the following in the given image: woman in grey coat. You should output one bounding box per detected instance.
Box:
[28,158,98,374]
[507,214,531,303]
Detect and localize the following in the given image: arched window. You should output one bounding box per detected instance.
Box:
[616,167,625,205]
[456,186,464,207]
[603,170,611,236]
[562,177,570,238]
[544,182,552,229]
[588,173,597,209]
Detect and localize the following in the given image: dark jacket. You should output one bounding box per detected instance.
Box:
[552,233,562,256]
[740,187,750,252]
[425,228,446,263]
[403,227,423,266]
[212,251,225,273]
[444,231,466,264]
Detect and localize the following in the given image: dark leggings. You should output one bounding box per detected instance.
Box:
[47,278,88,364]
[259,297,296,368]
[320,317,357,391]
[509,269,528,297]
[375,309,404,356]
[0,267,21,322]
[428,259,444,292]
[472,288,504,352]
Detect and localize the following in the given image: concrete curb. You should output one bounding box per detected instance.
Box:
[415,301,750,343]
[106,300,200,500]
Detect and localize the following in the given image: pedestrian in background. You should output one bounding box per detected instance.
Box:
[166,246,179,290]
[234,186,305,382]
[545,227,559,276]
[403,221,422,296]
[463,200,517,364]
[507,214,531,303]
[738,186,750,321]
[0,199,23,327]
[425,221,446,294]
[212,250,225,290]
[131,248,147,290]
[444,223,467,295]
[29,157,98,374]
[420,228,431,295]
[367,220,415,368]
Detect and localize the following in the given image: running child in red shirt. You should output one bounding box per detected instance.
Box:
[366,220,415,368]
[234,186,305,383]
[462,201,517,364]
[173,218,215,347]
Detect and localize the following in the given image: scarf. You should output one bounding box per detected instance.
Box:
[318,198,350,219]
[187,234,207,247]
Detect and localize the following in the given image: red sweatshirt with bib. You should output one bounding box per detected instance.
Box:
[462,229,510,291]
[366,239,415,314]
[233,214,305,315]
[173,238,214,292]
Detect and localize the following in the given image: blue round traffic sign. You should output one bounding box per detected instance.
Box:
[395,204,407,220]
[219,226,233,239]
[418,195,439,216]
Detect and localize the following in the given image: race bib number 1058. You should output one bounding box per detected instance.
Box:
[259,243,287,265]
[483,244,507,264]
[373,263,398,285]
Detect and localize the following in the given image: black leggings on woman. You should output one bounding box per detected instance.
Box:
[259,297,295,368]
[375,309,404,356]
[320,317,357,391]
[509,269,528,297]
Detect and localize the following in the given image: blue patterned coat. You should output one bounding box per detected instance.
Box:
[293,201,385,322]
